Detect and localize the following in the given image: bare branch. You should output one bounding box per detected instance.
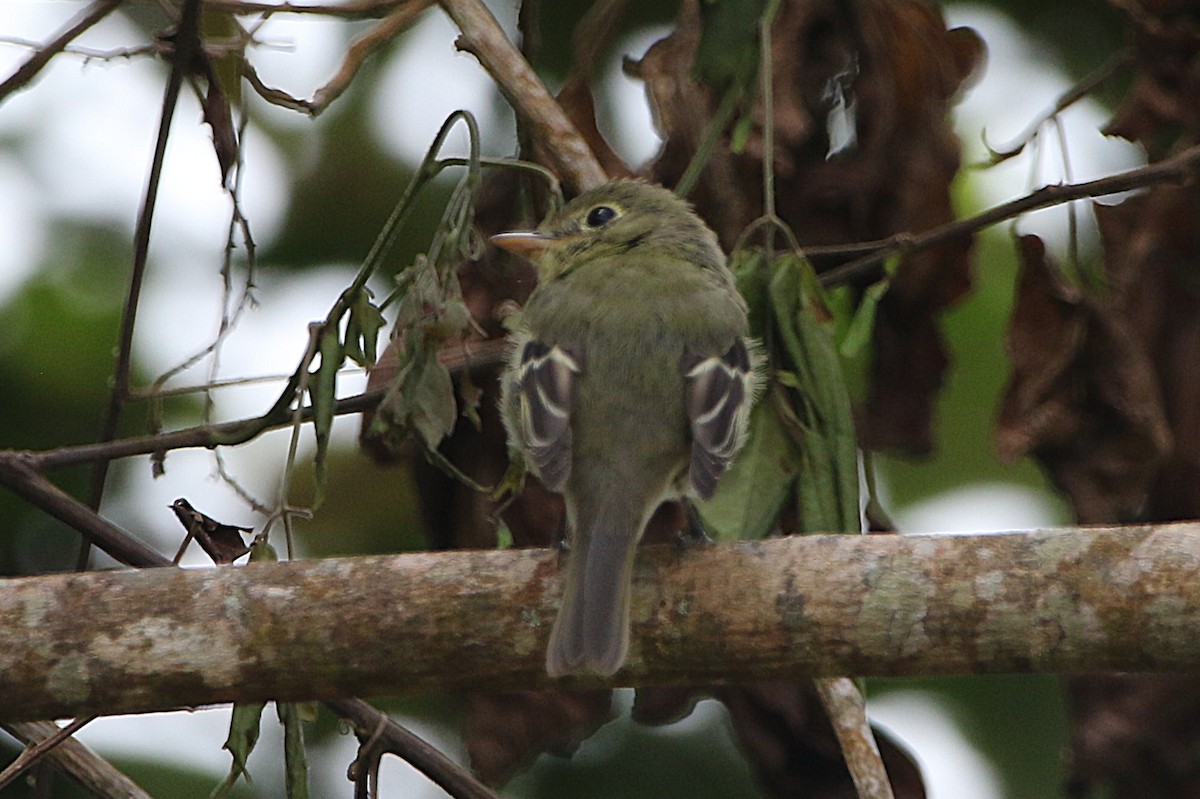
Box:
[4,337,507,475]
[0,462,497,795]
[310,1,433,113]
[0,455,168,568]
[1,720,152,799]
[331,698,499,799]
[438,0,607,191]
[203,0,416,18]
[818,139,1200,286]
[242,1,434,115]
[0,0,124,105]
[5,523,1200,721]
[77,0,205,571]
[980,48,1134,165]
[814,678,894,799]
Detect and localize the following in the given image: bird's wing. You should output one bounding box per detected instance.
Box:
[685,339,758,500]
[513,338,580,492]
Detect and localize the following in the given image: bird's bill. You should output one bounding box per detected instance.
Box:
[491,231,554,255]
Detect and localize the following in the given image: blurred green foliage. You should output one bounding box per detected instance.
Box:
[0,224,136,576]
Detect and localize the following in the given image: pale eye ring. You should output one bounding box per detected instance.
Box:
[585,205,617,227]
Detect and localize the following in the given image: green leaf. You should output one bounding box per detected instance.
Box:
[344,289,386,368]
[248,536,278,562]
[695,0,768,92]
[411,358,456,449]
[201,7,243,109]
[309,325,343,508]
[730,115,755,153]
[729,248,772,339]
[768,254,861,534]
[276,703,310,799]
[495,519,514,550]
[209,702,266,798]
[458,367,483,430]
[833,279,887,361]
[697,397,799,541]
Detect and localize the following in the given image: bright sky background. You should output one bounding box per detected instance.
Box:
[0,1,1145,796]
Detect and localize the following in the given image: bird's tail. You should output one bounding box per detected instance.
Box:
[546,499,648,677]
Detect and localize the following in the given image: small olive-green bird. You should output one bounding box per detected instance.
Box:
[493,180,762,677]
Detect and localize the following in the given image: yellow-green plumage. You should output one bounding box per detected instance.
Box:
[495,180,762,677]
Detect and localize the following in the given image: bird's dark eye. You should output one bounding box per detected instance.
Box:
[585,205,617,228]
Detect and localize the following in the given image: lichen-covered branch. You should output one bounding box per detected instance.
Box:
[4,523,1200,721]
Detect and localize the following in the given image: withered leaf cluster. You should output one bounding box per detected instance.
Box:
[996,1,1200,526]
[1012,3,1200,797]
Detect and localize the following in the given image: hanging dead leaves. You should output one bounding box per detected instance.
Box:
[995,234,1173,523]
[630,0,984,454]
[998,1,1200,525]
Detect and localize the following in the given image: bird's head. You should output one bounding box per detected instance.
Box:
[491,179,724,281]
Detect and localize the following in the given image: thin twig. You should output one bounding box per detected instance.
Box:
[760,0,779,236]
[0,718,95,792]
[309,1,433,114]
[203,0,414,17]
[1,719,152,799]
[814,678,895,799]
[675,88,740,199]
[438,0,607,191]
[331,699,500,799]
[16,337,504,473]
[0,37,161,62]
[0,0,124,105]
[243,1,434,115]
[9,138,1200,477]
[0,457,168,568]
[980,48,1133,165]
[817,139,1200,287]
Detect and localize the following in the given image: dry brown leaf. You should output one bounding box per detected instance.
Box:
[1063,7,1200,796]
[552,76,633,180]
[169,498,251,564]
[1095,185,1200,520]
[1068,675,1200,798]
[996,234,1171,523]
[464,689,614,786]
[634,683,926,799]
[1103,0,1200,157]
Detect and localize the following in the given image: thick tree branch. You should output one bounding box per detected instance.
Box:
[4,523,1200,721]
